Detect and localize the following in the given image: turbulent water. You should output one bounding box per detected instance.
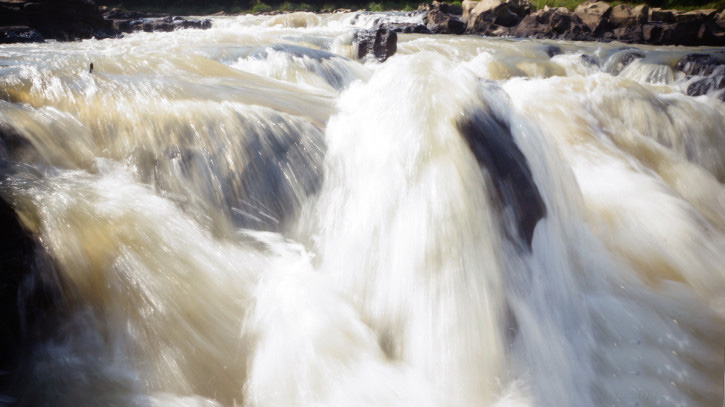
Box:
[0,10,724,407]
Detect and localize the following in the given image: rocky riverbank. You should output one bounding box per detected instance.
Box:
[0,0,211,44]
[412,0,725,46]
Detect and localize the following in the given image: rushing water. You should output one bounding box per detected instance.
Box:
[0,11,724,407]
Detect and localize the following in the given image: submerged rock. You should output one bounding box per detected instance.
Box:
[675,53,724,76]
[353,28,397,62]
[675,53,725,99]
[458,97,546,250]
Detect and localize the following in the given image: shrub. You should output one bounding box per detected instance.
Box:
[252,1,273,12]
[368,1,384,10]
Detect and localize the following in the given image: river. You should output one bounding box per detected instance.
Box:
[0,11,723,407]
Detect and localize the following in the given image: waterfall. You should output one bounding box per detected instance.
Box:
[1,12,723,407]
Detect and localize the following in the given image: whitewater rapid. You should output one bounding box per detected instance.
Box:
[0,11,723,407]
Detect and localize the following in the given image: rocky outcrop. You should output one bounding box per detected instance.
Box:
[0,0,117,43]
[437,0,725,46]
[103,9,212,34]
[353,27,398,62]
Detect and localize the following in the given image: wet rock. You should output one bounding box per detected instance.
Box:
[113,16,211,34]
[686,75,725,97]
[458,97,546,249]
[353,28,397,62]
[675,53,724,76]
[581,54,598,65]
[543,44,562,57]
[378,22,431,33]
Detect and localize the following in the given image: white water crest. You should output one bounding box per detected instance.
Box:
[0,11,723,407]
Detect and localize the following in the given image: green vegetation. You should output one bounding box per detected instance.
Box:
[96,0,722,15]
[534,0,723,10]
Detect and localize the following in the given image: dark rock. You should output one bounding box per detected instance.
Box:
[353,28,397,62]
[675,53,724,76]
[0,0,117,42]
[686,75,725,96]
[581,54,598,65]
[543,44,562,57]
[605,48,644,74]
[0,195,32,386]
[379,22,431,33]
[0,25,44,43]
[458,97,546,250]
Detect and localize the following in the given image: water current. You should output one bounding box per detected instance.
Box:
[0,11,724,407]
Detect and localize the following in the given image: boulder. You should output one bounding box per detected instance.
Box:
[467,0,533,33]
[550,7,573,33]
[512,7,592,41]
[673,9,714,23]
[574,0,612,33]
[642,22,673,44]
[424,9,466,34]
[458,103,546,250]
[543,44,563,57]
[462,0,480,23]
[608,4,648,27]
[612,23,644,43]
[649,8,676,23]
[353,28,397,62]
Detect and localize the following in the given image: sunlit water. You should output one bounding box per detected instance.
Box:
[1,11,724,407]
